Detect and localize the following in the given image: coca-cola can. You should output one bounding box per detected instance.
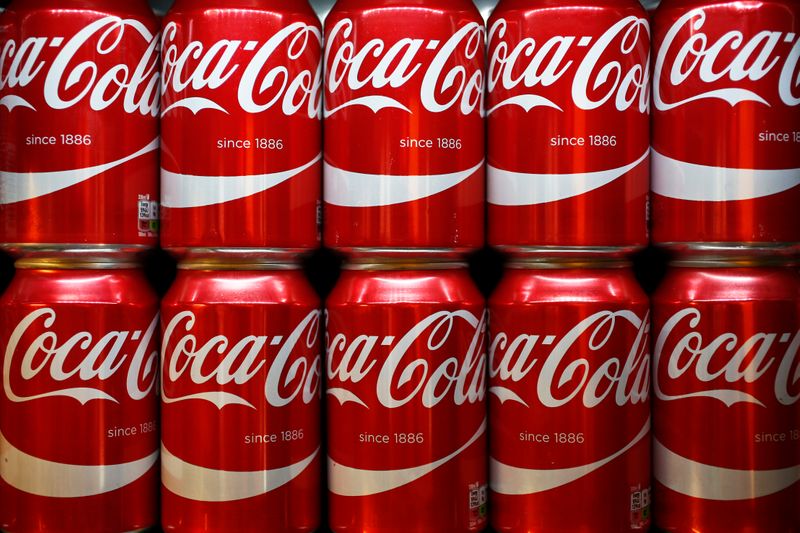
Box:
[651,0,800,251]
[489,259,651,532]
[160,258,322,533]
[653,257,800,532]
[326,260,488,531]
[160,0,322,255]
[323,0,485,255]
[487,0,650,256]
[0,257,159,532]
[0,0,160,254]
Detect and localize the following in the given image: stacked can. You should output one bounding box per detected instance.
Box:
[160,258,322,533]
[652,256,800,533]
[0,1,161,531]
[651,0,800,252]
[650,0,800,531]
[0,257,160,532]
[323,0,485,255]
[487,0,650,256]
[322,0,489,531]
[0,0,160,253]
[159,1,323,532]
[326,259,488,532]
[489,259,651,532]
[486,0,652,531]
[160,0,322,255]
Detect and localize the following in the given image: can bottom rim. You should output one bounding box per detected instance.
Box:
[656,241,800,257]
[332,247,477,259]
[1,243,152,260]
[0,525,158,533]
[493,244,643,258]
[167,247,314,260]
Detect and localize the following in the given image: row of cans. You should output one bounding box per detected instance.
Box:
[1,0,799,256]
[1,255,798,532]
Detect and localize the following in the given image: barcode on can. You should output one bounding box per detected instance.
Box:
[138,200,158,220]
[469,483,487,509]
[630,487,650,511]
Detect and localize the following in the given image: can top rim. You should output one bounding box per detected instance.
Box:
[15,257,140,270]
[507,258,632,269]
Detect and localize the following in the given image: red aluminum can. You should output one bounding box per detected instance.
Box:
[0,258,159,533]
[160,0,322,255]
[487,0,650,256]
[0,0,160,254]
[326,260,488,532]
[489,259,651,532]
[160,259,322,533]
[651,0,800,251]
[323,0,485,255]
[653,258,800,532]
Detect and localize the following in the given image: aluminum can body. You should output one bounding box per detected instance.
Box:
[0,260,159,533]
[160,0,322,254]
[0,0,160,253]
[160,261,322,533]
[652,261,800,532]
[323,0,485,254]
[651,0,800,250]
[489,262,651,532]
[326,262,488,532]
[487,0,650,255]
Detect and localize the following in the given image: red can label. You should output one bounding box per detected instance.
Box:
[323,4,485,250]
[487,3,650,250]
[653,295,800,531]
[326,308,488,531]
[651,2,800,244]
[490,307,651,531]
[160,277,321,532]
[0,7,160,247]
[159,4,322,250]
[1,302,159,532]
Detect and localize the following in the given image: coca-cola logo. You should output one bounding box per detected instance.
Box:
[654,308,800,407]
[2,308,158,404]
[160,21,321,118]
[326,310,486,408]
[487,16,650,114]
[489,310,650,408]
[161,310,321,410]
[0,16,160,115]
[653,8,800,110]
[323,18,484,117]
